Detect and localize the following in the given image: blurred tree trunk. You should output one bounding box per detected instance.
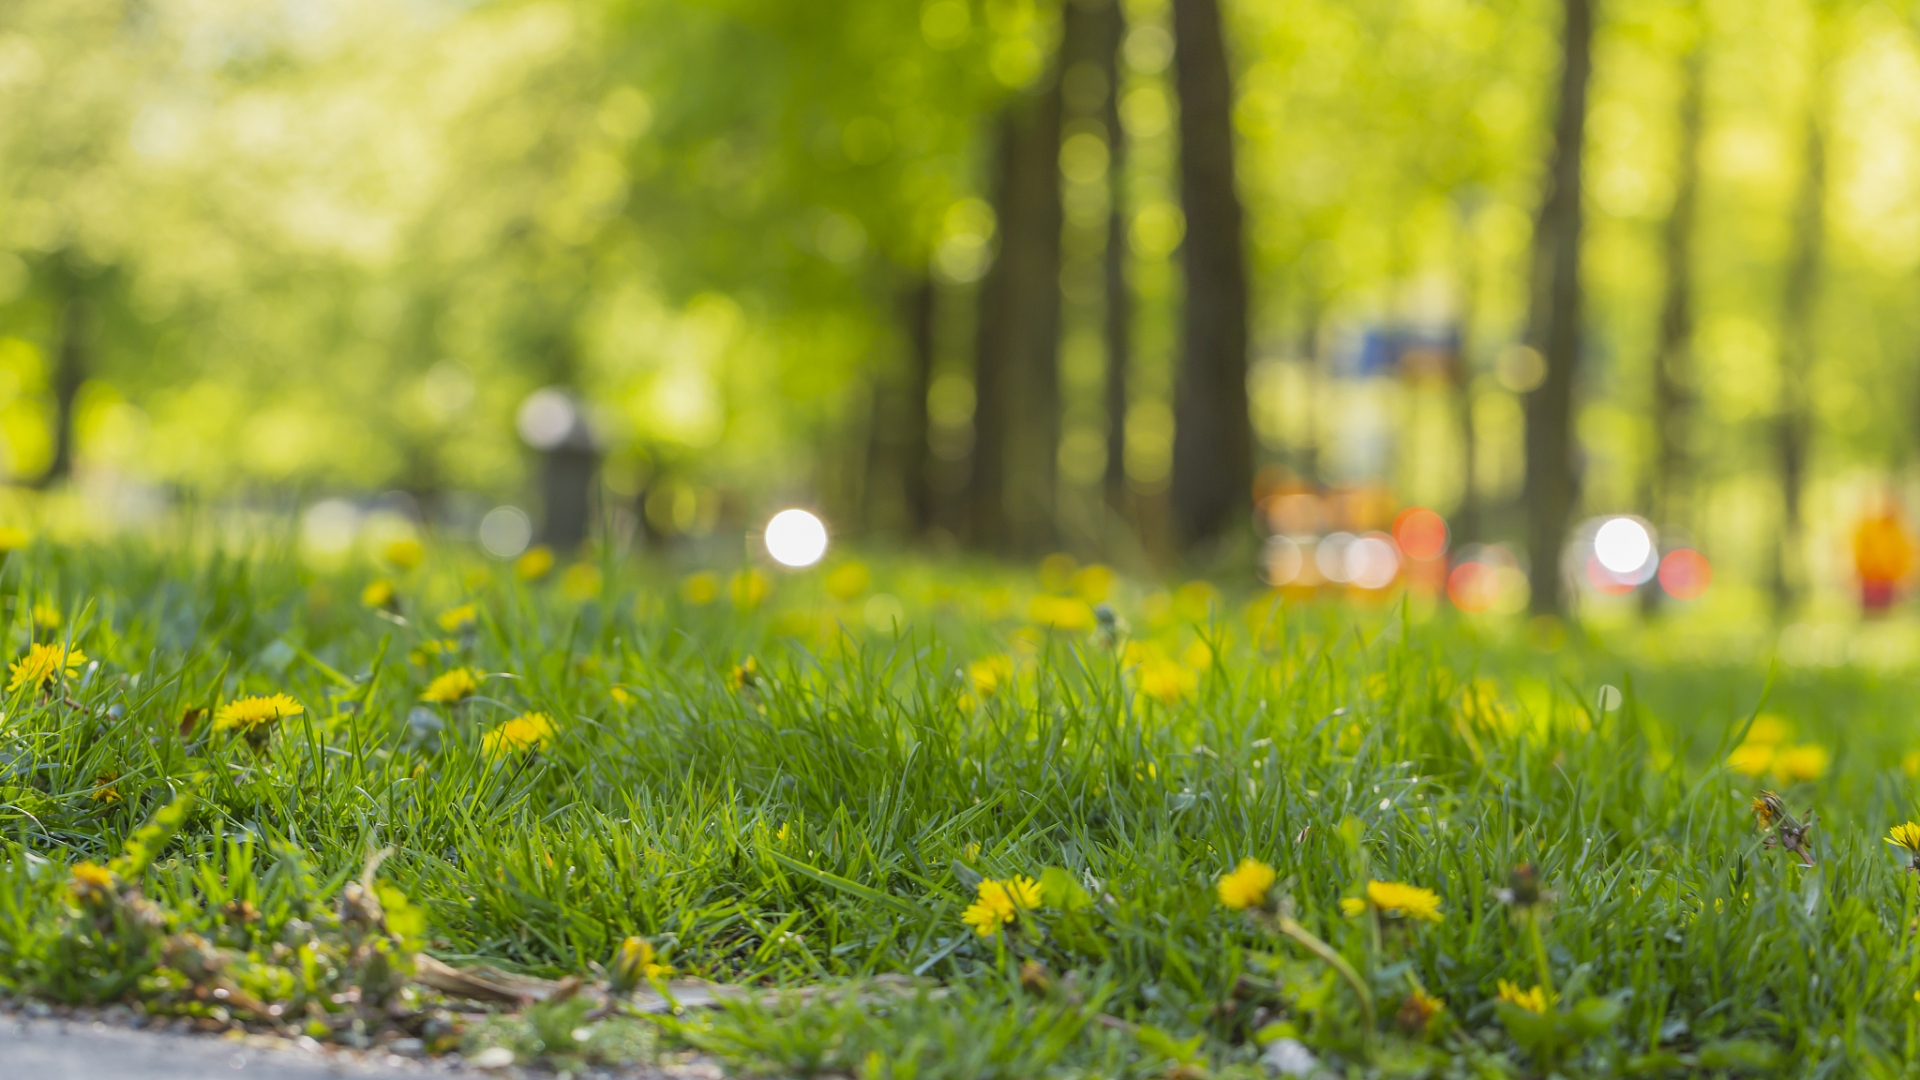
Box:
[1773,58,1829,616]
[901,275,937,537]
[967,63,1064,553]
[1452,198,1483,546]
[1521,0,1594,616]
[1099,0,1132,524]
[1169,0,1252,551]
[42,253,88,488]
[1644,39,1705,613]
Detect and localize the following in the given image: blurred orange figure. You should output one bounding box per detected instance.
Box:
[1853,502,1914,613]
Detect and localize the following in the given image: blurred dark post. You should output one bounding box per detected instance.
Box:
[518,388,599,552]
[1773,31,1830,616]
[1097,0,1132,525]
[1169,0,1252,552]
[967,58,1064,553]
[901,276,937,537]
[1646,31,1705,613]
[1521,0,1594,616]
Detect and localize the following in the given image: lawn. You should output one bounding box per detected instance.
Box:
[0,532,1915,1077]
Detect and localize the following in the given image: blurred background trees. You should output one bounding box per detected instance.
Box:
[5,0,1920,618]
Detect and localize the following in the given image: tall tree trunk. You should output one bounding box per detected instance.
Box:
[1645,36,1705,613]
[1168,0,1252,551]
[967,71,1064,553]
[1099,0,1132,522]
[901,276,937,537]
[42,255,88,488]
[1773,58,1828,616]
[1522,0,1595,616]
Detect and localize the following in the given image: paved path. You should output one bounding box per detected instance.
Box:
[0,1013,731,1079]
[1,1015,465,1079]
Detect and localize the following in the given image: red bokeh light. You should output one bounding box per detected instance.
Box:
[1447,561,1497,612]
[1393,507,1448,562]
[1658,548,1711,600]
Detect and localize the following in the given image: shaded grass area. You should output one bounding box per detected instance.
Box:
[1,536,1918,1076]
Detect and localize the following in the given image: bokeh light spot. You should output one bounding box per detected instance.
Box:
[1392,507,1448,562]
[1658,548,1712,600]
[1593,517,1653,575]
[765,509,828,568]
[479,506,533,558]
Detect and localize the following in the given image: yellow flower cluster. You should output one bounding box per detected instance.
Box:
[1726,715,1828,783]
[1496,979,1548,1014]
[421,667,480,704]
[437,604,478,634]
[481,712,554,757]
[1340,880,1444,923]
[1216,857,1276,911]
[961,876,1041,937]
[8,643,86,693]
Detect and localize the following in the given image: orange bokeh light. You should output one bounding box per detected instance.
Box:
[1446,561,1497,612]
[1392,507,1448,562]
[1658,548,1711,600]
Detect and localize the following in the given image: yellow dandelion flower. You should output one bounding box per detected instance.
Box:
[608,935,673,993]
[421,667,480,704]
[437,604,478,633]
[1345,880,1443,923]
[382,537,425,571]
[732,657,758,691]
[212,694,304,743]
[8,643,87,693]
[1496,980,1548,1014]
[1726,742,1773,777]
[1774,744,1829,784]
[967,654,1013,697]
[515,545,555,581]
[481,712,554,757]
[1136,656,1198,705]
[0,526,30,552]
[1889,823,1920,854]
[961,876,1042,937]
[361,579,396,609]
[1216,857,1277,911]
[1396,987,1446,1034]
[68,861,115,902]
[30,603,59,631]
[561,562,603,601]
[611,685,633,706]
[682,572,719,605]
[90,772,121,804]
[775,821,793,843]
[1028,594,1096,632]
[1752,790,1784,828]
[1744,714,1791,745]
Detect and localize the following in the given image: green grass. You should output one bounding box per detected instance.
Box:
[1,532,1919,1077]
